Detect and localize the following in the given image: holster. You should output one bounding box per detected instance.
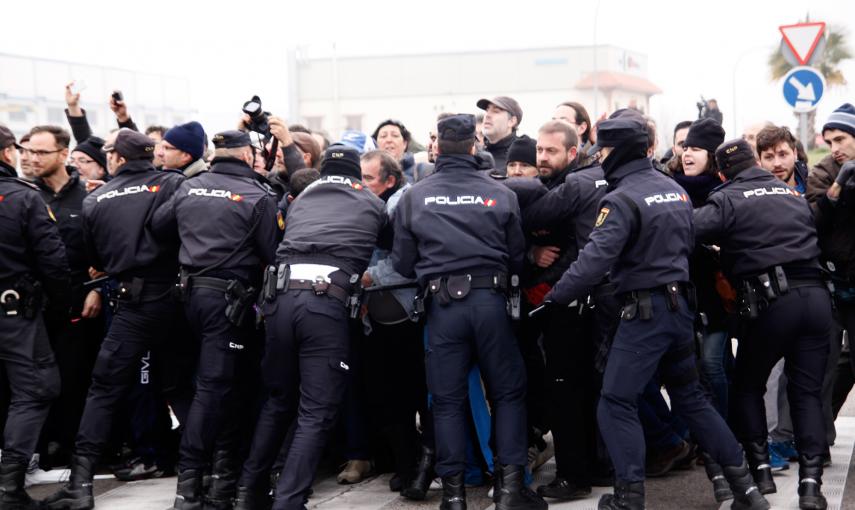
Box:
[224,280,256,327]
[620,291,653,320]
[113,277,145,305]
[738,281,760,319]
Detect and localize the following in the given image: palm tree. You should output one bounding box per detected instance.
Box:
[768,19,851,148]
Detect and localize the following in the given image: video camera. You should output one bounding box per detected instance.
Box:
[242,95,271,137]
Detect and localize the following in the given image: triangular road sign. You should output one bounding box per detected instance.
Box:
[779,22,826,66]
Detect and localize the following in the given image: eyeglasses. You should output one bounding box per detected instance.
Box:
[23,148,63,158]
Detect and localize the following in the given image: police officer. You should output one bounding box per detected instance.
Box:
[0,124,69,509]
[522,121,613,499]
[150,131,280,509]
[43,128,185,510]
[543,110,768,510]
[234,144,386,510]
[694,138,833,510]
[391,114,546,510]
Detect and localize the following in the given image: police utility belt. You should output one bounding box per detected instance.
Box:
[736,266,827,319]
[1,276,42,319]
[174,270,257,326]
[413,273,521,321]
[620,282,695,321]
[261,264,363,319]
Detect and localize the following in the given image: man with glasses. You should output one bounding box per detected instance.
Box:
[69,137,108,191]
[158,122,208,178]
[27,125,105,470]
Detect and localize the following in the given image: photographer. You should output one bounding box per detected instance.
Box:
[698,97,723,125]
[238,97,307,201]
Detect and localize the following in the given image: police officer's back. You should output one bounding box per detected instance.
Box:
[391,114,545,510]
[152,130,280,509]
[543,110,769,510]
[43,129,185,510]
[694,139,832,509]
[235,144,386,510]
[0,125,69,508]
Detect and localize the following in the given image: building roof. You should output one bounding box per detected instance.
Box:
[575,71,662,96]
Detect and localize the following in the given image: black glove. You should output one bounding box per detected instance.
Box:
[834,160,855,186]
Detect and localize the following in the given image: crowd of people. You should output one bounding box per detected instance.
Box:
[0,80,855,510]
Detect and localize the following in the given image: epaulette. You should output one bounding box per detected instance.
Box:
[251,178,277,196]
[710,180,734,193]
[6,177,40,191]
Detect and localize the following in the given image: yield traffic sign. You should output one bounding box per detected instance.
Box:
[782,66,826,112]
[779,22,826,65]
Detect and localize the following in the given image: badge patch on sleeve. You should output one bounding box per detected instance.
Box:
[595,207,610,227]
[276,211,285,231]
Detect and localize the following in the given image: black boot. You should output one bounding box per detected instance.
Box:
[798,455,827,510]
[401,446,434,501]
[41,455,96,510]
[744,441,776,495]
[173,469,204,510]
[0,461,39,510]
[722,459,770,510]
[440,473,466,510]
[597,480,644,510]
[699,451,733,503]
[494,464,546,510]
[492,464,503,503]
[205,451,238,510]
[233,485,272,510]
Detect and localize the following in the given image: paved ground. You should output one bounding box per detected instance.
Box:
[26,394,855,509]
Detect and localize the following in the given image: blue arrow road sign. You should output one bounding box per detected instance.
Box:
[782,66,826,112]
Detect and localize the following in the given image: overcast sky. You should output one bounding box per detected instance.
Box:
[3,0,853,142]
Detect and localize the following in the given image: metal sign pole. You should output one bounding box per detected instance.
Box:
[799,112,809,151]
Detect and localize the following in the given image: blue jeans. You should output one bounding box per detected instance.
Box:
[701,330,729,418]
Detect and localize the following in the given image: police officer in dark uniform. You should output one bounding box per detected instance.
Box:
[521,124,612,499]
[151,131,280,509]
[544,110,768,510]
[0,125,69,509]
[694,139,833,510]
[391,114,546,510]
[234,144,386,510]
[43,128,185,510]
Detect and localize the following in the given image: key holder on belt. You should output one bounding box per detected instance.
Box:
[311,276,330,296]
[1,289,20,317]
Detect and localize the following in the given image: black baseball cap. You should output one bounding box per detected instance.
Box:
[0,125,21,150]
[437,114,477,142]
[212,130,251,149]
[103,128,155,161]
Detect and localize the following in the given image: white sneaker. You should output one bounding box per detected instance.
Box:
[26,455,71,488]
